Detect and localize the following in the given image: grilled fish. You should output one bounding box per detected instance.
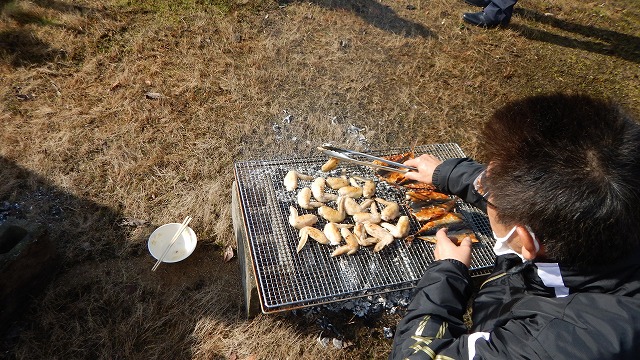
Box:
[416,230,479,245]
[411,200,456,222]
[406,189,450,202]
[414,212,466,236]
[402,182,438,191]
[373,151,415,185]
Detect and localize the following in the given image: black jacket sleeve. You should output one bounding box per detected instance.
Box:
[389,259,472,360]
[432,157,487,212]
[388,259,554,360]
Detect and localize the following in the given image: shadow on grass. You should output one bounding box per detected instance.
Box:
[0,156,247,359]
[0,157,130,264]
[0,156,129,354]
[28,0,91,15]
[285,0,435,38]
[513,8,640,64]
[2,0,90,24]
[0,28,65,66]
[0,0,92,67]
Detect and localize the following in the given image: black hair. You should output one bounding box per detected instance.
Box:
[480,93,640,267]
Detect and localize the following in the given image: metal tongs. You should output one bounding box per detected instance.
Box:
[318,144,418,173]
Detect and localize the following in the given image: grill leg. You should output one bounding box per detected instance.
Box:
[232,181,262,318]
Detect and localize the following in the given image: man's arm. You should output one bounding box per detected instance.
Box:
[404,156,487,211]
[432,158,486,210]
[389,259,472,359]
[389,258,551,360]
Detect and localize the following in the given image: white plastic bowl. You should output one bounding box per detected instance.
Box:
[148,223,197,263]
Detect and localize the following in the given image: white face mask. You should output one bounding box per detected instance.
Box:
[492,225,540,260]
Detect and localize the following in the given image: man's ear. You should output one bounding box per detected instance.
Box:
[516,226,539,260]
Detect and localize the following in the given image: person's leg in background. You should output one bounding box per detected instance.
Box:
[462,0,518,28]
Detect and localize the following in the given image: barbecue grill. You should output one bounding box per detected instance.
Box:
[232,143,496,315]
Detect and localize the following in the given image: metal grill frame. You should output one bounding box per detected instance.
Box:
[234,143,496,313]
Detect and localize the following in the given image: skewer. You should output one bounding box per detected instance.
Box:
[151,216,192,271]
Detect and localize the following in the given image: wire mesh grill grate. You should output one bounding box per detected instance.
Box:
[234,143,496,312]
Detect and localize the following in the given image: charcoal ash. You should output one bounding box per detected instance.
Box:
[292,288,413,321]
[315,316,343,338]
[346,124,364,137]
[292,289,413,349]
[316,333,352,349]
[272,123,282,140]
[270,109,371,151]
[0,201,23,223]
[346,124,370,149]
[323,289,413,318]
[1,187,68,225]
[316,335,330,348]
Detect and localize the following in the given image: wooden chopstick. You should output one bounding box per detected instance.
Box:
[151,216,192,271]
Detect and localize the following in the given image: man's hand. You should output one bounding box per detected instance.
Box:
[403,154,443,184]
[433,228,472,268]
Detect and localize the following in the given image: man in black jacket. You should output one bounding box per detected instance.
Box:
[389,93,640,359]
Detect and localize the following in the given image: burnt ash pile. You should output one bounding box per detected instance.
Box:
[270,112,371,155]
[289,289,414,348]
[0,187,68,226]
[0,202,23,223]
[317,289,412,317]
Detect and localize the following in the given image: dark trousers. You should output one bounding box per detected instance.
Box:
[485,0,518,22]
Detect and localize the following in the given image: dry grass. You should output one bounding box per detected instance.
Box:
[1,0,639,358]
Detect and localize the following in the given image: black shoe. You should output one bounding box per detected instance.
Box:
[462,11,509,28]
[464,0,491,7]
